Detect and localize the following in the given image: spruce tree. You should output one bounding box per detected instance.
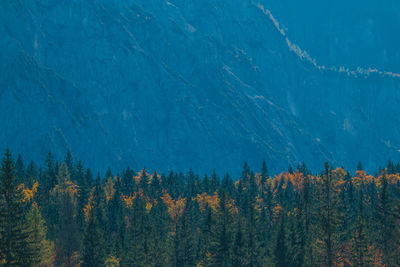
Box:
[314,162,343,267]
[15,154,25,183]
[81,209,106,267]
[214,191,232,267]
[0,148,34,266]
[351,205,369,266]
[375,172,396,265]
[26,202,54,267]
[232,222,247,267]
[274,213,288,267]
[53,162,80,266]
[261,160,268,190]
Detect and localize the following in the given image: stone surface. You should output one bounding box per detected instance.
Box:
[1,0,399,175]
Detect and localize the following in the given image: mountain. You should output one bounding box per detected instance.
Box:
[1,0,400,175]
[266,0,400,73]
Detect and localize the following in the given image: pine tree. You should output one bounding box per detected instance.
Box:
[15,154,25,183]
[261,160,269,189]
[214,191,232,267]
[375,171,396,265]
[81,208,106,267]
[42,152,57,194]
[64,150,74,177]
[0,148,34,266]
[75,160,88,231]
[245,196,261,267]
[314,162,343,267]
[170,203,196,267]
[52,162,80,266]
[197,207,215,266]
[26,202,54,267]
[357,161,363,171]
[221,173,234,196]
[300,172,314,265]
[393,189,400,266]
[232,222,247,267]
[40,152,58,239]
[351,206,369,266]
[292,213,306,267]
[274,213,288,267]
[25,161,38,188]
[209,170,219,193]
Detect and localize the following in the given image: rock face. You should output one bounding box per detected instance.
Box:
[1,0,400,175]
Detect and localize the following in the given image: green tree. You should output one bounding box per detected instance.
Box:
[26,202,54,266]
[0,148,34,266]
[274,213,288,267]
[260,160,269,190]
[314,163,343,267]
[15,154,25,184]
[232,222,247,267]
[52,162,80,266]
[375,172,396,265]
[81,209,105,266]
[214,191,233,267]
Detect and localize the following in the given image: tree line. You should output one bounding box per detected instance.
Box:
[0,149,399,266]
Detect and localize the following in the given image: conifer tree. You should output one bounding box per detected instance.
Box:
[232,222,247,267]
[26,202,54,267]
[0,148,34,266]
[351,196,370,266]
[314,162,343,267]
[64,150,74,177]
[274,213,288,267]
[300,172,314,265]
[246,196,261,267]
[357,161,363,171]
[75,160,88,231]
[214,191,232,267]
[15,154,25,183]
[209,170,219,193]
[375,172,396,265]
[261,160,269,189]
[25,161,38,188]
[52,162,80,266]
[81,207,105,266]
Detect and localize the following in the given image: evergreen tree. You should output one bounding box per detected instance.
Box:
[261,160,268,181]
[274,213,288,267]
[351,203,370,266]
[15,154,25,183]
[52,163,80,266]
[290,213,306,267]
[232,222,247,267]
[25,161,38,188]
[0,148,34,266]
[64,150,74,177]
[214,191,232,267]
[314,162,343,267]
[75,160,88,231]
[81,208,106,267]
[357,161,363,171]
[245,196,261,267]
[375,172,396,265]
[300,171,314,265]
[209,170,219,193]
[26,202,54,267]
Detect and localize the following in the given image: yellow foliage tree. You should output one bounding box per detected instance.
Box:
[161,190,186,220]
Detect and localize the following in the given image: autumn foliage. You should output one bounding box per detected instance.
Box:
[1,150,399,266]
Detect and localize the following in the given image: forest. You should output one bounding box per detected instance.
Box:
[0,148,399,267]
